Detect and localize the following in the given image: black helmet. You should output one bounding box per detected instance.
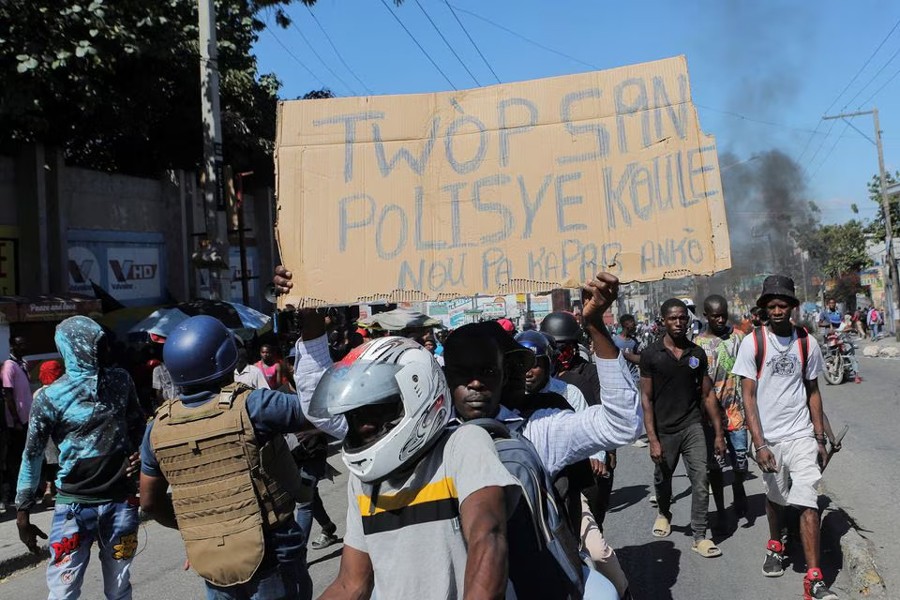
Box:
[540,311,581,343]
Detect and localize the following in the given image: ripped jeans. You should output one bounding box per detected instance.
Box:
[46,499,140,600]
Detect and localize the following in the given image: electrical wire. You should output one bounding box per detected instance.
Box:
[797,16,900,165]
[444,0,501,84]
[832,17,900,113]
[842,44,900,109]
[290,16,358,95]
[447,3,599,71]
[809,120,852,181]
[805,118,840,175]
[415,0,480,86]
[306,6,372,94]
[264,25,325,87]
[696,104,825,135]
[378,0,457,90]
[858,61,900,108]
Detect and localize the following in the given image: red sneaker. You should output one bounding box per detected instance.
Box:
[762,539,784,577]
[804,568,838,600]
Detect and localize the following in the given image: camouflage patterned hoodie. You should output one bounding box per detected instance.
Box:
[15,316,145,511]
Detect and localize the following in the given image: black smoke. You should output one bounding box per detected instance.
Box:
[697,149,818,307]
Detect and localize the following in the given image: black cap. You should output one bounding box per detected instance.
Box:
[757,275,800,308]
[445,321,536,373]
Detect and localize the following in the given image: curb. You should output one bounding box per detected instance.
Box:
[820,489,887,598]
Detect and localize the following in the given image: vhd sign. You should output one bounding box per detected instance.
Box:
[67,230,167,306]
[107,247,162,300]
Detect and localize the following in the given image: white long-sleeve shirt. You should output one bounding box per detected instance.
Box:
[541,376,589,413]
[500,354,641,478]
[292,334,347,440]
[539,377,604,462]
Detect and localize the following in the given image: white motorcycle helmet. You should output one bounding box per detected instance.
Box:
[309,336,451,483]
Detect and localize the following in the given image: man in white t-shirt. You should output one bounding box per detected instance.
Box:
[233,346,270,389]
[732,275,837,600]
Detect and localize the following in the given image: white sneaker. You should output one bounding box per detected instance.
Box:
[632,438,649,448]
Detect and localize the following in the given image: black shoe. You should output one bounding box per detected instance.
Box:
[805,569,838,600]
[807,580,838,600]
[762,539,784,577]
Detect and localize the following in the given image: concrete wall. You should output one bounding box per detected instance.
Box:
[3,145,276,308]
[62,166,167,232]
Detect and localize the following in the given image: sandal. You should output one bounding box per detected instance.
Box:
[652,514,671,538]
[692,539,722,558]
[311,531,340,550]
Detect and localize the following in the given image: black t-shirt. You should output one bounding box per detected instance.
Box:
[639,338,707,435]
[558,356,601,407]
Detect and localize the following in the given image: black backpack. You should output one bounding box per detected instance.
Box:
[464,419,585,600]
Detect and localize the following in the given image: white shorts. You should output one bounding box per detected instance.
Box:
[762,436,821,509]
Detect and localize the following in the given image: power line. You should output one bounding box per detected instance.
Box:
[696,104,824,135]
[809,120,852,181]
[832,17,900,113]
[378,0,457,90]
[289,14,358,95]
[859,61,900,107]
[264,25,324,87]
[797,16,900,165]
[414,0,480,86]
[805,118,839,174]
[447,3,599,71]
[306,6,373,94]
[444,0,501,84]
[842,44,900,109]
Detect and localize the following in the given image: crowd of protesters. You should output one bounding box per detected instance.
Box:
[1,269,849,600]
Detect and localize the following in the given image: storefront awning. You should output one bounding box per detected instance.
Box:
[0,295,103,323]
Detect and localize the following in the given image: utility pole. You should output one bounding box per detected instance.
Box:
[823,108,900,340]
[199,0,229,300]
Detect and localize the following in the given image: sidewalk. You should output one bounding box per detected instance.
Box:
[859,335,900,358]
[0,503,54,580]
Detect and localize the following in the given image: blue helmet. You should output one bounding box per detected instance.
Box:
[163,315,238,387]
[515,330,553,359]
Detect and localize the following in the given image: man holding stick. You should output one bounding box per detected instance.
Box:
[732,275,838,600]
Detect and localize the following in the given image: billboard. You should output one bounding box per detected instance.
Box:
[67,230,166,306]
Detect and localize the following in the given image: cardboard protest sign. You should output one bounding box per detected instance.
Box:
[276,55,730,306]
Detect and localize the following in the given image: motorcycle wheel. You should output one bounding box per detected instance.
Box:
[823,354,844,385]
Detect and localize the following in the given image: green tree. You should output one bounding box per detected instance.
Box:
[0,0,316,182]
[794,219,872,307]
[794,220,871,280]
[864,171,900,241]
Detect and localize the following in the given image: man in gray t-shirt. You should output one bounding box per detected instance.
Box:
[342,425,519,599]
[311,336,519,600]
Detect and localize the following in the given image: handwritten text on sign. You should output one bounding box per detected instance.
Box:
[276,56,730,305]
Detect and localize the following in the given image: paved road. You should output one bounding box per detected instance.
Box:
[1,356,893,598]
[812,355,898,591]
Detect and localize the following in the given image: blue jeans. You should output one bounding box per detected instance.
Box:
[871,323,881,339]
[294,455,337,600]
[204,562,302,600]
[46,499,140,600]
[294,456,337,544]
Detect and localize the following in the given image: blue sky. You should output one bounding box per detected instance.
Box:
[253,0,900,225]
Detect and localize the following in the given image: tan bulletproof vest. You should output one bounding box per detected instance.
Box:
[150,384,310,587]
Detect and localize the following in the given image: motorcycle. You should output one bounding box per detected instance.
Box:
[821,331,859,385]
